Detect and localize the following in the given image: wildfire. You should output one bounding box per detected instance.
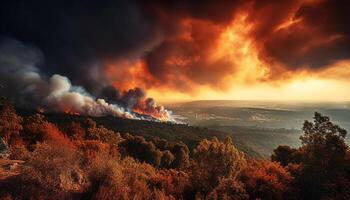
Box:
[133,107,171,121]
[63,109,81,116]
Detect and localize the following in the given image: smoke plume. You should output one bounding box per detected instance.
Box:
[0,39,173,121]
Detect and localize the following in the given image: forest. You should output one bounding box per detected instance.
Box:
[1,101,350,200]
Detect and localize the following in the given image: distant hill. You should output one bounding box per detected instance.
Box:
[11,107,306,158]
[209,125,301,158]
[14,101,350,158]
[16,109,293,158]
[166,100,350,151]
[44,113,304,158]
[15,110,232,151]
[166,100,350,130]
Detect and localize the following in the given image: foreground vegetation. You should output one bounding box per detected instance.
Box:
[1,102,350,199]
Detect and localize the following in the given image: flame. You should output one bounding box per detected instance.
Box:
[132,98,173,121]
[133,107,171,121]
[38,106,81,116]
[63,109,81,116]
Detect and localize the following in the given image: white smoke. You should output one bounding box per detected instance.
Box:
[0,38,173,121]
[43,75,137,118]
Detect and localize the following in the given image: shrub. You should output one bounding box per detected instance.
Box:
[86,125,122,146]
[88,156,155,199]
[119,135,162,167]
[4,142,86,199]
[23,114,74,149]
[0,102,22,144]
[207,178,248,200]
[190,137,247,196]
[149,169,190,198]
[9,145,30,160]
[239,161,293,200]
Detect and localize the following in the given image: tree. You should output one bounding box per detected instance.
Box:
[300,112,347,163]
[190,137,247,197]
[271,145,302,166]
[272,113,350,199]
[68,122,86,140]
[13,142,85,199]
[207,178,248,200]
[296,112,348,199]
[23,114,74,149]
[119,134,162,167]
[0,102,22,143]
[161,150,175,168]
[86,125,122,146]
[149,169,190,199]
[239,161,293,200]
[169,142,190,169]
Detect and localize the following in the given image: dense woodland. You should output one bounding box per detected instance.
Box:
[1,102,350,200]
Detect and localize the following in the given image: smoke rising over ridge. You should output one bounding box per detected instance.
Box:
[0,39,173,121]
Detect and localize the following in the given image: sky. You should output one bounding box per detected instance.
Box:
[1,0,350,103]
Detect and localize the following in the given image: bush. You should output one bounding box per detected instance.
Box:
[4,142,86,199]
[23,114,74,149]
[149,169,190,198]
[207,178,248,200]
[9,145,30,160]
[119,134,162,167]
[88,156,156,199]
[26,143,85,190]
[239,161,293,200]
[190,137,247,196]
[0,102,22,144]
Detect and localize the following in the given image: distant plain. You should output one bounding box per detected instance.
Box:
[166,100,350,157]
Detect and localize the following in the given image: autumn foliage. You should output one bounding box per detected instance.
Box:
[1,102,350,200]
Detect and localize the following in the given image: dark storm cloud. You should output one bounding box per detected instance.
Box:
[0,0,161,93]
[247,0,350,69]
[0,0,251,94]
[141,0,247,24]
[138,0,250,91]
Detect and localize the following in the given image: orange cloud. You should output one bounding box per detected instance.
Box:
[102,0,350,101]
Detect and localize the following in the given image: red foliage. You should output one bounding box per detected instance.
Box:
[149,169,190,198]
[23,114,74,149]
[239,161,293,200]
[69,122,86,140]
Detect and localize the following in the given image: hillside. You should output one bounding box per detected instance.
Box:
[2,103,350,200]
[12,109,301,158]
[14,110,233,151]
[47,113,304,158]
[209,125,301,158]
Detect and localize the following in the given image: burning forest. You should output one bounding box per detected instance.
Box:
[1,1,350,199]
[0,39,173,121]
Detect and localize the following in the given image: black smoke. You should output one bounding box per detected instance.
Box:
[0,39,173,121]
[0,0,161,93]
